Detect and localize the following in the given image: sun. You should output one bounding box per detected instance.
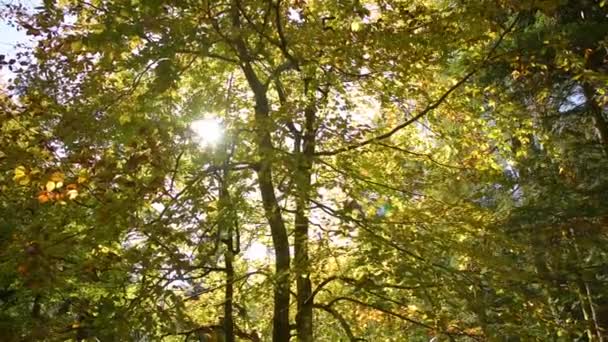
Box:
[244,242,269,261]
[191,118,223,147]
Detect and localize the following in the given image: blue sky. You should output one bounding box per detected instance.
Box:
[0,0,38,81]
[0,0,38,55]
[0,21,28,55]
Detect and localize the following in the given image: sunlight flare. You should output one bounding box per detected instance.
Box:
[191,117,223,147]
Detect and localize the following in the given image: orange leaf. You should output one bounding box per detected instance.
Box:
[37,192,50,203]
[17,264,28,275]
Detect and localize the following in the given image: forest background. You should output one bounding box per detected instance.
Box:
[1,0,608,341]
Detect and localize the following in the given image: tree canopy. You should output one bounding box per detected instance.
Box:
[1,0,608,341]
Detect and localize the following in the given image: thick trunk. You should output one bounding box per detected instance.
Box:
[230,2,291,339]
[295,105,315,342]
[256,125,291,342]
[242,60,291,342]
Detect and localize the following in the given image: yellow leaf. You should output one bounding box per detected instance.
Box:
[13,166,30,185]
[46,181,56,192]
[14,166,26,178]
[70,40,83,52]
[50,172,64,183]
[119,114,131,125]
[77,170,88,184]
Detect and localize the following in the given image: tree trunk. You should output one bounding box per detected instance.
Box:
[583,84,608,156]
[294,105,315,342]
[220,169,235,342]
[224,247,235,342]
[569,228,604,342]
[230,1,291,339]
[242,61,291,342]
[256,111,291,342]
[220,74,236,342]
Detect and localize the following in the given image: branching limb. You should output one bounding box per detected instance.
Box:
[161,324,260,341]
[311,275,438,301]
[313,303,365,341]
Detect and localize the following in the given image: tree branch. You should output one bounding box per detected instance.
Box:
[325,296,434,330]
[315,14,521,156]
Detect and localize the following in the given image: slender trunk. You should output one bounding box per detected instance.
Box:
[583,280,603,342]
[224,247,235,342]
[32,294,41,319]
[295,105,315,342]
[569,228,604,342]
[530,234,563,339]
[220,172,235,342]
[583,84,608,156]
[220,73,236,342]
